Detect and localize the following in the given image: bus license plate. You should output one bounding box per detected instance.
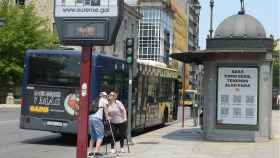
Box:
[46,121,63,127]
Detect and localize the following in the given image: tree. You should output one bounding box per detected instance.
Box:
[0,0,58,87]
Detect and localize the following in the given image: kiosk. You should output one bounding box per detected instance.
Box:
[171,6,273,142]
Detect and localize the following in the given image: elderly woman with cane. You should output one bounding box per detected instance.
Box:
[107,91,127,154]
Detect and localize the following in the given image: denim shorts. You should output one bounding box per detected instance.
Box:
[89,117,104,140]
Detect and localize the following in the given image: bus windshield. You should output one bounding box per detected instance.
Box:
[28,55,80,87]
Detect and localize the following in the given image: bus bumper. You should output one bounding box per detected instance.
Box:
[20,115,77,134]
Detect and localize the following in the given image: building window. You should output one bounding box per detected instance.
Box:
[138,7,172,63]
[138,8,161,61]
[124,19,128,31]
[131,23,134,35]
[16,0,25,5]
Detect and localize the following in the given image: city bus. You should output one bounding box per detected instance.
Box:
[183,90,199,107]
[20,50,179,134]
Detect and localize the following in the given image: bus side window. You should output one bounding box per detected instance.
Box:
[100,71,114,93]
[148,96,155,104]
[114,71,128,104]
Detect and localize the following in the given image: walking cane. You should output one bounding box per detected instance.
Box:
[107,120,120,158]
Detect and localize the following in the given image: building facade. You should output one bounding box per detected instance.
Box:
[186,0,200,51]
[186,0,201,90]
[172,1,187,56]
[172,0,189,89]
[136,0,174,64]
[23,0,54,31]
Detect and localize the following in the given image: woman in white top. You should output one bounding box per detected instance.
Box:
[107,91,127,153]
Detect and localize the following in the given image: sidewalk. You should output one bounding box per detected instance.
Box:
[0,104,20,108]
[115,111,280,158]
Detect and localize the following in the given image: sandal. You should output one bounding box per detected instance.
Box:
[88,152,94,158]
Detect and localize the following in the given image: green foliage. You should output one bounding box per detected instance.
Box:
[0,0,58,86]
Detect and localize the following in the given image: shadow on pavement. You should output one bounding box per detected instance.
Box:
[21,134,118,147]
[21,134,77,146]
[162,127,204,141]
[20,124,168,147]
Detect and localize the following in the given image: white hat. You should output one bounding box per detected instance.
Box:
[99,92,107,97]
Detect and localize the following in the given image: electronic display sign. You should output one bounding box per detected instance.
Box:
[54,0,123,45]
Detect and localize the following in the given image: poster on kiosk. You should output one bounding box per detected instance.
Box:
[217,67,259,127]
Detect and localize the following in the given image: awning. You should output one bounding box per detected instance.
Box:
[170,51,207,64]
[170,49,268,64]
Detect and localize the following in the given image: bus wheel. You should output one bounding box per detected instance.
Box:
[163,108,169,124]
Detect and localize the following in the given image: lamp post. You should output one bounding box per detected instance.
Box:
[209,0,214,38]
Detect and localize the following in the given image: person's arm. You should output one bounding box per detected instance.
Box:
[103,100,110,121]
[118,101,127,121]
[104,105,110,121]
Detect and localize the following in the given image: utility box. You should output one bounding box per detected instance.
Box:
[201,51,273,142]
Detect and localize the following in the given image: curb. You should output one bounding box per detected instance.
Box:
[0,104,21,108]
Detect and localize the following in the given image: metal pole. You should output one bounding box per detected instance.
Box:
[182,106,185,127]
[77,46,92,158]
[238,0,245,15]
[127,64,133,144]
[209,0,214,38]
[182,64,186,128]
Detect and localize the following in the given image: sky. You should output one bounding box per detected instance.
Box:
[199,0,280,49]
